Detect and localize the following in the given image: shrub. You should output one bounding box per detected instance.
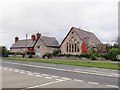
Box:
[90,53,97,60]
[53,49,61,56]
[28,54,32,58]
[42,53,52,59]
[80,54,91,59]
[108,48,120,61]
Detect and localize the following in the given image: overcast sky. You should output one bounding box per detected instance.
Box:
[0,0,119,49]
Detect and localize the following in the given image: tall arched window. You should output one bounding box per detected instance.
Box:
[69,44,71,52]
[72,44,74,52]
[71,37,74,52]
[74,40,77,52]
[69,40,71,52]
[77,42,80,52]
[66,43,68,52]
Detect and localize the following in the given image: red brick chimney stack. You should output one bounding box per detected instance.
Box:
[36,32,41,39]
[31,34,36,41]
[15,37,19,42]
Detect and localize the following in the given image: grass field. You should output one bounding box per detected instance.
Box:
[3,57,119,70]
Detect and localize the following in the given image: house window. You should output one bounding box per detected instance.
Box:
[74,39,77,52]
[77,42,80,52]
[72,44,74,52]
[75,43,77,52]
[72,32,74,34]
[69,44,71,52]
[37,45,40,49]
[66,43,68,52]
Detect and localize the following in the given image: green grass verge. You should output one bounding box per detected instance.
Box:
[3,57,119,70]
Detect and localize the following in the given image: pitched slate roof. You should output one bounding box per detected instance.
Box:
[41,36,60,47]
[73,27,102,45]
[60,27,102,47]
[11,36,59,49]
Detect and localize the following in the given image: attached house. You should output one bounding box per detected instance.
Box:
[60,27,102,55]
[10,26,102,57]
[10,33,60,57]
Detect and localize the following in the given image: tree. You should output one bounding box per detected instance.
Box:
[0,46,9,57]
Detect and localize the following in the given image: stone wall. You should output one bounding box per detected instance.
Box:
[60,29,83,55]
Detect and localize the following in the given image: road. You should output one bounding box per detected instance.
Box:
[1,59,119,89]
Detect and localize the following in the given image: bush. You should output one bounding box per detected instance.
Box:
[53,49,61,56]
[28,54,32,58]
[108,48,120,61]
[42,53,52,59]
[100,48,120,61]
[90,54,97,60]
[80,54,91,59]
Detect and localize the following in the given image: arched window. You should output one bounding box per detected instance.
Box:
[69,44,71,52]
[71,37,74,52]
[74,40,77,52]
[77,42,80,52]
[72,44,74,52]
[66,43,68,52]
[69,40,71,52]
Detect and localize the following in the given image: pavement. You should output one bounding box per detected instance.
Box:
[1,59,119,89]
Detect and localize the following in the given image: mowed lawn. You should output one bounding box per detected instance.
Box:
[3,57,119,70]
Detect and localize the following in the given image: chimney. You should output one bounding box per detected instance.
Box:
[15,37,19,42]
[36,32,41,39]
[31,34,36,41]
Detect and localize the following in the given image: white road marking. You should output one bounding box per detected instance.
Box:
[73,79,84,82]
[96,73,118,77]
[13,69,19,72]
[28,73,34,76]
[33,72,40,75]
[111,73,118,76]
[81,71,89,74]
[14,69,19,71]
[20,70,25,72]
[2,66,118,89]
[44,77,53,79]
[106,85,118,88]
[51,75,59,78]
[26,71,32,73]
[90,73,96,74]
[55,79,65,81]
[35,75,42,77]
[42,74,49,76]
[85,69,97,72]
[4,62,20,65]
[20,71,26,74]
[66,70,72,72]
[27,80,65,88]
[88,82,99,85]
[3,61,118,77]
[61,77,72,80]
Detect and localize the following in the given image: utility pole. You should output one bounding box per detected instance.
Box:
[25,33,28,59]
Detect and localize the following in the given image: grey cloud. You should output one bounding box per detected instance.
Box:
[1,0,118,48]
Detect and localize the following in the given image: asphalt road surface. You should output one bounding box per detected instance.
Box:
[1,59,119,89]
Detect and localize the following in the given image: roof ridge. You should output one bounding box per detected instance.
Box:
[41,35,56,38]
[72,26,94,34]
